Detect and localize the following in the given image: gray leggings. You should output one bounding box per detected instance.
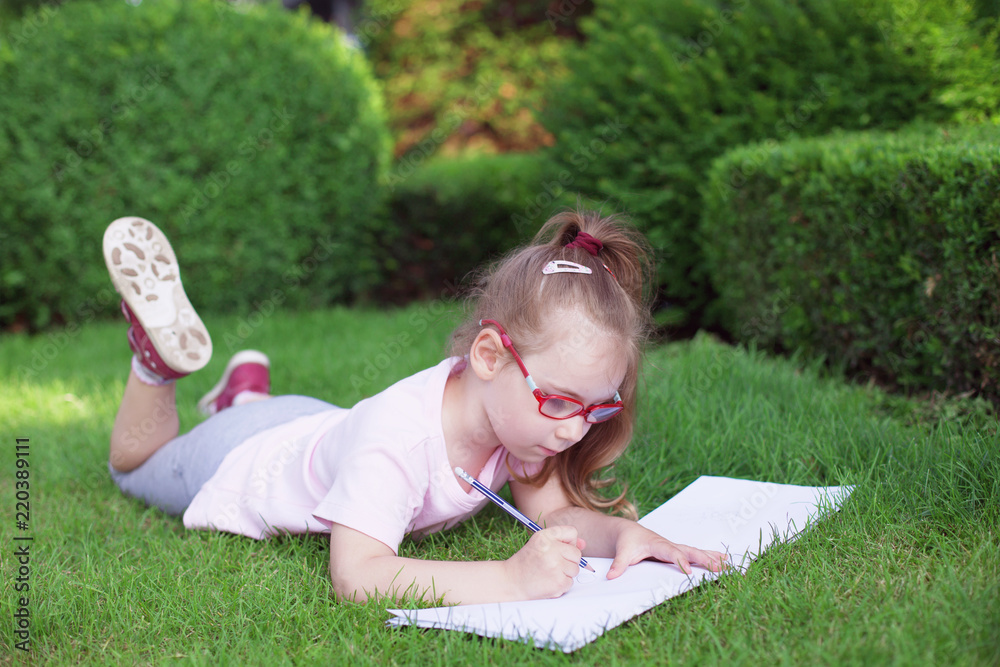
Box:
[109,395,334,516]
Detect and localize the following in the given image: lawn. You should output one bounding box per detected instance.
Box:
[1,303,997,665]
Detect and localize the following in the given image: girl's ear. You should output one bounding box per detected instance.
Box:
[468,329,505,380]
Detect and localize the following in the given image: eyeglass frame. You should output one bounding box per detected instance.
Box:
[479,319,624,424]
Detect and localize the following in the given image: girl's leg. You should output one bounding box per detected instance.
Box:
[103,216,212,471]
[110,395,334,515]
[110,349,273,471]
[101,216,313,514]
[110,350,271,472]
[110,370,180,472]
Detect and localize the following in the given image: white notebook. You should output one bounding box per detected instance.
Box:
[387,475,853,652]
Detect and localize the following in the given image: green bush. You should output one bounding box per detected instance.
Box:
[0,0,390,330]
[541,0,1000,326]
[377,151,557,301]
[0,0,52,21]
[701,124,1000,402]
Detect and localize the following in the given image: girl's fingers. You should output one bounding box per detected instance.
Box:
[676,553,692,574]
[646,540,689,573]
[708,550,730,570]
[607,553,633,579]
[691,548,727,569]
[608,543,650,579]
[656,541,720,574]
[544,525,580,546]
[613,534,732,580]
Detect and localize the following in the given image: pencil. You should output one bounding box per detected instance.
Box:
[455,466,595,572]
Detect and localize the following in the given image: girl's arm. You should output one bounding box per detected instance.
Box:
[509,473,729,580]
[328,522,587,604]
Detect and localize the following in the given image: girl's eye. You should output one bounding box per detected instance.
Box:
[541,397,580,417]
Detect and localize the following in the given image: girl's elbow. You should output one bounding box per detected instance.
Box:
[330,565,368,603]
[330,561,389,603]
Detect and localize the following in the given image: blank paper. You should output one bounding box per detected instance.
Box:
[387,475,853,652]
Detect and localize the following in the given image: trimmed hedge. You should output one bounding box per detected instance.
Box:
[377,151,558,301]
[0,0,391,330]
[701,124,1000,402]
[541,0,1000,326]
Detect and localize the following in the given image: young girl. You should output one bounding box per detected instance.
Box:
[103,210,727,605]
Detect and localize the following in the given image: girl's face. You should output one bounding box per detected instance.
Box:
[483,324,627,463]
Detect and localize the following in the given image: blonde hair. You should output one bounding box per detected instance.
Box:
[450,208,654,519]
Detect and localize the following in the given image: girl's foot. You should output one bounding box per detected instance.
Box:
[197,350,272,415]
[103,216,212,383]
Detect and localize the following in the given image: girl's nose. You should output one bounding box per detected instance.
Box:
[555,414,590,445]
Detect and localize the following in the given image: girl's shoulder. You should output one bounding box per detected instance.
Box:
[374,356,462,401]
[342,356,461,438]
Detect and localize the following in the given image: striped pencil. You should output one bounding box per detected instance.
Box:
[455,466,595,572]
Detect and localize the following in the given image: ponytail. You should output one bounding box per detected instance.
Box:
[535,209,655,313]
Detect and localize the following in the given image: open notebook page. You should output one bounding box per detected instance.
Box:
[387,475,853,652]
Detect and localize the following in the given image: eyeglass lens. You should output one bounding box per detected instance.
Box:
[538,396,623,423]
[538,396,581,419]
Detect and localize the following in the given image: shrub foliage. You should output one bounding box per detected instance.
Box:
[541,0,1000,326]
[361,0,569,158]
[378,152,555,301]
[701,125,1000,402]
[0,0,391,329]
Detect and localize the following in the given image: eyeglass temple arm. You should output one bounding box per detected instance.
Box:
[479,319,539,392]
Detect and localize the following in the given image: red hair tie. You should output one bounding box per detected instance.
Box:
[564,231,603,256]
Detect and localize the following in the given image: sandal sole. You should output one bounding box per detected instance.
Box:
[103,216,212,374]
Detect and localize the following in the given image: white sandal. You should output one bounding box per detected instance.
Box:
[103,216,212,378]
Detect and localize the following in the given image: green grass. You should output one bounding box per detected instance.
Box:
[1,304,998,665]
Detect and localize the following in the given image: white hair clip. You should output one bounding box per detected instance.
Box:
[542,260,592,275]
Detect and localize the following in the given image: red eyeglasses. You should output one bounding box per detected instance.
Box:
[479,319,624,424]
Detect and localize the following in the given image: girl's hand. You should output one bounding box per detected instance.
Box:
[607,522,729,580]
[503,526,587,600]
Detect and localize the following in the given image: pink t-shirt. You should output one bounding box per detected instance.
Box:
[183,357,540,553]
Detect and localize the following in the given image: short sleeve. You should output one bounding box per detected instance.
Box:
[311,440,429,554]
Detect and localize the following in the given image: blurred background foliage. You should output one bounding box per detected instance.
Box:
[0,0,391,327]
[1,0,997,404]
[361,0,577,158]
